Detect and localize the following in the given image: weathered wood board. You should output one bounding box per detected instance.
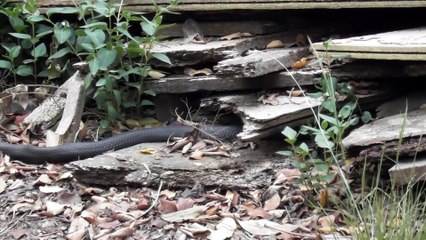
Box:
[9,0,426,12]
[151,31,307,67]
[201,94,323,140]
[215,47,308,78]
[145,61,426,94]
[389,157,426,184]
[67,141,290,189]
[312,27,426,61]
[158,21,283,38]
[343,109,426,148]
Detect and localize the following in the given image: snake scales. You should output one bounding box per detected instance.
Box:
[0,125,241,164]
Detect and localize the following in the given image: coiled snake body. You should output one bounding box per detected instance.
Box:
[0,125,241,164]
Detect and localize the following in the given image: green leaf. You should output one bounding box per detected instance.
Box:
[321,120,328,130]
[281,126,297,140]
[319,114,338,125]
[314,134,334,149]
[49,47,71,59]
[9,45,21,58]
[54,24,73,44]
[361,111,372,123]
[0,60,12,69]
[141,99,154,106]
[298,142,310,155]
[141,20,156,36]
[81,22,108,30]
[84,29,106,46]
[46,7,78,17]
[116,22,139,43]
[100,119,109,129]
[27,14,46,23]
[96,78,107,87]
[152,53,171,65]
[9,32,32,39]
[36,29,53,39]
[16,65,33,76]
[144,89,156,96]
[113,90,121,106]
[88,57,100,75]
[276,150,293,157]
[97,48,117,70]
[31,43,47,58]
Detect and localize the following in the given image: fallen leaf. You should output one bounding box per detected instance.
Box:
[160,189,177,199]
[161,205,207,222]
[176,198,195,211]
[66,229,86,240]
[292,57,308,69]
[263,193,281,211]
[39,185,65,194]
[245,206,270,219]
[184,67,213,77]
[56,171,73,181]
[160,198,178,214]
[238,219,298,236]
[258,93,280,105]
[148,70,165,79]
[58,191,82,205]
[318,214,337,227]
[318,189,328,208]
[9,228,27,239]
[286,89,305,97]
[9,179,25,190]
[266,40,285,49]
[189,149,204,160]
[0,178,6,193]
[40,201,65,216]
[33,174,53,186]
[220,32,243,40]
[182,142,193,154]
[180,223,210,238]
[209,217,236,240]
[140,148,156,154]
[6,134,22,144]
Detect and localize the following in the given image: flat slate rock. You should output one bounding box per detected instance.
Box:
[66,141,290,190]
[312,27,426,60]
[15,0,426,12]
[343,109,426,148]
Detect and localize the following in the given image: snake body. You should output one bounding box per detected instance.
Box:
[0,125,241,164]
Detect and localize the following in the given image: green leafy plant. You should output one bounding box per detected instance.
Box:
[277,40,372,196]
[0,0,180,127]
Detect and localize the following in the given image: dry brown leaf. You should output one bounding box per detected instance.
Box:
[39,185,65,194]
[160,189,177,199]
[318,189,328,208]
[140,148,156,154]
[0,178,6,194]
[184,67,213,77]
[33,174,53,186]
[9,228,28,239]
[245,206,270,219]
[189,149,204,160]
[98,220,121,229]
[179,223,210,238]
[57,171,73,181]
[266,40,285,49]
[238,219,298,236]
[148,70,165,79]
[6,134,22,144]
[263,193,281,211]
[176,198,195,211]
[182,142,193,154]
[258,93,280,105]
[66,229,86,240]
[109,224,134,239]
[318,214,336,227]
[9,179,25,190]
[80,210,97,224]
[160,198,178,214]
[209,217,236,240]
[220,32,243,40]
[286,89,305,97]
[40,201,65,216]
[292,57,308,69]
[161,205,207,222]
[275,168,301,184]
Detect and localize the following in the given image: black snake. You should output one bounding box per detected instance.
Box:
[0,125,241,164]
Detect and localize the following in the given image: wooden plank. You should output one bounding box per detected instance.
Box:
[144,69,321,94]
[389,158,426,185]
[343,110,426,148]
[151,31,309,67]
[145,61,426,94]
[201,94,322,140]
[158,21,282,38]
[312,27,426,61]
[9,0,426,11]
[214,47,309,78]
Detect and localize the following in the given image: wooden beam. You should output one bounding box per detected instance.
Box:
[9,1,426,12]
